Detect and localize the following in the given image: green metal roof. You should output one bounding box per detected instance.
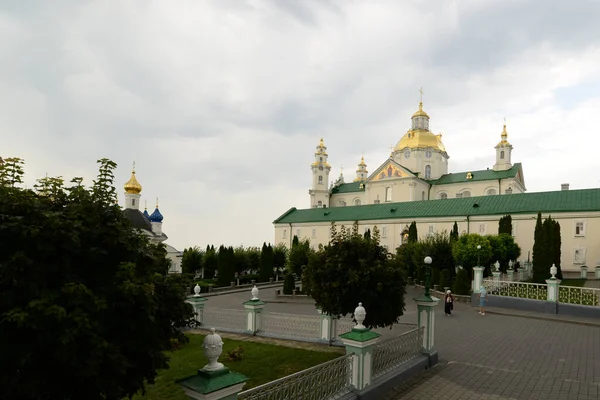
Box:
[430,163,522,185]
[331,181,365,194]
[274,187,600,224]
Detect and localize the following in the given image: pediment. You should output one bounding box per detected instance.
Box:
[367,159,416,182]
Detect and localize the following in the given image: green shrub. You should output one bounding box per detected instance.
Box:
[283,273,295,295]
[439,269,451,289]
[452,268,471,295]
[431,268,440,288]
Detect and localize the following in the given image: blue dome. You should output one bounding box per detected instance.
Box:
[149,207,163,223]
[143,209,150,219]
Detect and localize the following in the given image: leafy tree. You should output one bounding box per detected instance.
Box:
[486,234,506,274]
[287,237,313,277]
[0,156,25,187]
[246,247,261,274]
[439,269,451,289]
[273,243,288,275]
[408,221,418,243]
[450,221,459,242]
[303,222,407,329]
[498,214,513,235]
[422,232,455,276]
[499,233,521,269]
[232,246,251,275]
[203,245,218,279]
[452,268,471,295]
[283,273,296,295]
[0,158,193,400]
[259,243,275,282]
[451,234,493,277]
[181,246,204,275]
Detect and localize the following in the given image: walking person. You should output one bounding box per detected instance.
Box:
[444,289,454,316]
[478,285,487,315]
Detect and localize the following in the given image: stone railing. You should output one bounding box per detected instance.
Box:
[483,279,547,301]
[558,286,600,307]
[238,353,354,400]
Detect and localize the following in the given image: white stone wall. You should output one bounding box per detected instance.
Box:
[274,211,600,273]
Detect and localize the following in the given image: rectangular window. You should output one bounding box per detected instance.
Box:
[511,223,517,237]
[282,229,287,239]
[311,228,316,238]
[428,224,435,235]
[318,176,323,184]
[479,224,486,234]
[374,200,380,204]
[382,226,387,238]
[575,221,586,237]
[296,229,301,238]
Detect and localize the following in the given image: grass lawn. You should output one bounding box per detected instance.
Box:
[132,334,341,400]
[561,279,587,287]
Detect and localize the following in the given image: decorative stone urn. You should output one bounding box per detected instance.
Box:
[550,264,557,279]
[202,328,224,371]
[494,261,500,272]
[194,284,202,296]
[251,285,259,301]
[354,302,366,329]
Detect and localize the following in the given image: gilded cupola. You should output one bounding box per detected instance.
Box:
[393,100,447,154]
[124,163,142,194]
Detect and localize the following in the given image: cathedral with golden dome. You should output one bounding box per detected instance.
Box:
[309,100,525,209]
[122,164,182,273]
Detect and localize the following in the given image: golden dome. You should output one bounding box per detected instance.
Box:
[358,156,366,167]
[318,137,326,148]
[394,130,446,153]
[496,124,511,146]
[124,164,142,194]
[412,102,430,119]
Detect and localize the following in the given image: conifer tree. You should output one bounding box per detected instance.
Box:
[408,221,418,243]
[498,215,513,235]
[259,242,275,282]
[450,221,459,242]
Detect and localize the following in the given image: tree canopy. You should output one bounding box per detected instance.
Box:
[0,158,193,400]
[303,222,406,329]
[532,213,562,282]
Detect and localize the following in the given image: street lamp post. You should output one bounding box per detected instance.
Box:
[477,245,482,267]
[424,256,433,298]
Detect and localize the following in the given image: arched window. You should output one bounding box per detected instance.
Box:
[462,191,471,198]
[339,200,346,207]
[500,150,505,159]
[425,165,431,179]
[440,193,448,200]
[318,175,323,184]
[486,189,497,196]
[385,187,392,202]
[354,199,361,206]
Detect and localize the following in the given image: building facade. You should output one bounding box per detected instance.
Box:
[275,101,598,275]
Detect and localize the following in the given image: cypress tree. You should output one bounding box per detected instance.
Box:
[408,221,418,243]
[554,220,562,279]
[498,215,512,235]
[292,235,299,247]
[364,228,371,240]
[259,243,274,282]
[450,221,459,242]
[532,212,546,283]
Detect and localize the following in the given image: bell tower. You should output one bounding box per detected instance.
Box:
[309,138,331,208]
[493,123,513,171]
[354,156,368,182]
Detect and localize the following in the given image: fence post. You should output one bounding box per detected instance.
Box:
[317,308,334,343]
[177,328,249,400]
[546,265,561,316]
[339,303,380,391]
[188,285,208,326]
[243,285,265,335]
[414,296,440,367]
[492,261,501,285]
[596,261,600,279]
[472,267,484,292]
[581,265,588,280]
[507,269,515,281]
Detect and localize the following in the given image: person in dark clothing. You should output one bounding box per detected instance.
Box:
[444,289,454,316]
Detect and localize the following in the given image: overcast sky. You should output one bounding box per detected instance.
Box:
[2,0,600,250]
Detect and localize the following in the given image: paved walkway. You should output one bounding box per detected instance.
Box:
[203,286,600,399]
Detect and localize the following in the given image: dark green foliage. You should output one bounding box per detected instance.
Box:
[0,158,194,400]
[259,243,274,282]
[216,246,236,286]
[233,247,252,275]
[498,215,513,235]
[431,268,440,289]
[273,244,288,275]
[450,221,459,242]
[292,235,299,247]
[182,246,204,275]
[303,222,406,329]
[287,237,313,277]
[532,213,561,283]
[408,221,418,243]
[203,245,218,279]
[283,273,296,295]
[452,268,471,295]
[439,269,451,289]
[363,228,371,240]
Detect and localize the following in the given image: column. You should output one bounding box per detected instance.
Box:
[581,266,588,280]
[177,328,249,400]
[507,269,515,282]
[472,267,484,293]
[243,285,265,334]
[188,285,208,327]
[596,262,600,279]
[339,303,380,390]
[317,308,334,343]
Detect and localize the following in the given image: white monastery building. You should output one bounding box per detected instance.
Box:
[274,100,599,277]
[122,166,182,274]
